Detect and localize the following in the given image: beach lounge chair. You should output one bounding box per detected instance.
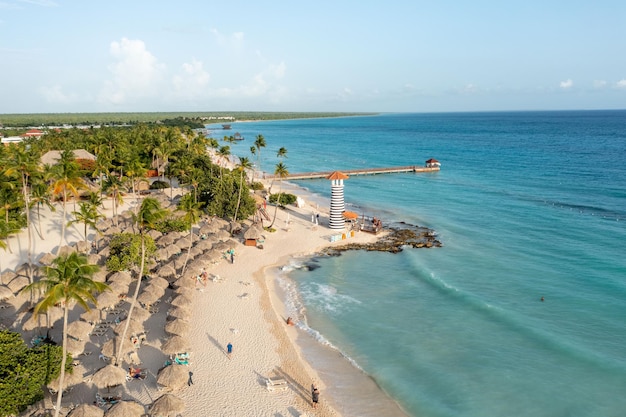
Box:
[265,376,288,391]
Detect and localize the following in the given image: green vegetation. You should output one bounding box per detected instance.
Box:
[0,111,374,128]
[268,192,297,206]
[0,330,68,417]
[106,232,156,272]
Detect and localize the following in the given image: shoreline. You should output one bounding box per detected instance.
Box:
[1,180,410,416]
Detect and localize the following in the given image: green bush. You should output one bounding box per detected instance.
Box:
[268,193,297,206]
[150,180,169,190]
[154,217,189,234]
[250,182,265,191]
[106,233,156,272]
[0,330,68,417]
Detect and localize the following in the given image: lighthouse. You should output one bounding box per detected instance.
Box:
[327,171,349,230]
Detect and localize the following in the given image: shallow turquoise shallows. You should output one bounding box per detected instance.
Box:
[209,111,626,417]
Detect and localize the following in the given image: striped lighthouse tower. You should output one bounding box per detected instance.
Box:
[327,171,349,230]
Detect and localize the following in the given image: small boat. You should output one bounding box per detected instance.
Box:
[222,124,231,130]
[234,132,244,141]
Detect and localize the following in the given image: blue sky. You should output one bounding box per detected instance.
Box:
[1,0,625,113]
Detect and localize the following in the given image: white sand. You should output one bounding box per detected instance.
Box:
[2,184,387,417]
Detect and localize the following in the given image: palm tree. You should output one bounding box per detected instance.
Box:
[178,194,204,279]
[5,146,40,282]
[116,197,167,364]
[51,150,85,253]
[268,162,289,229]
[29,176,56,240]
[68,202,103,244]
[22,252,108,417]
[125,157,147,204]
[254,134,266,176]
[232,156,253,230]
[102,175,125,225]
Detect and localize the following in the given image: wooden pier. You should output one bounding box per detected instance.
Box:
[265,165,439,180]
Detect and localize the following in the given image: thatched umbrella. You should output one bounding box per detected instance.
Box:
[156,365,188,391]
[188,245,204,259]
[49,364,87,392]
[0,285,14,301]
[170,295,192,308]
[147,229,162,240]
[157,234,176,247]
[149,276,170,290]
[105,400,144,417]
[175,287,194,299]
[154,248,170,262]
[87,253,106,266]
[97,291,119,309]
[98,246,110,257]
[7,275,29,293]
[66,337,87,356]
[108,271,132,285]
[75,240,91,253]
[204,249,222,263]
[161,335,190,355]
[149,393,185,416]
[173,276,193,290]
[58,245,77,256]
[166,245,181,258]
[156,264,176,279]
[92,364,126,390]
[167,305,190,319]
[143,283,166,298]
[187,258,209,273]
[244,223,263,240]
[67,320,93,340]
[101,337,122,358]
[131,306,151,323]
[107,281,129,296]
[1,270,17,286]
[38,252,56,266]
[173,238,190,252]
[105,226,121,236]
[194,239,213,252]
[114,318,143,336]
[91,269,108,283]
[23,306,63,331]
[68,403,104,417]
[137,289,162,306]
[81,308,103,324]
[164,319,190,337]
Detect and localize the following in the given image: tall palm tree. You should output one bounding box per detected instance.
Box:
[268,162,288,229]
[51,150,85,253]
[254,134,266,176]
[5,146,40,282]
[116,197,167,364]
[22,252,108,417]
[29,176,56,240]
[68,202,103,243]
[232,156,253,229]
[102,175,125,226]
[178,194,204,279]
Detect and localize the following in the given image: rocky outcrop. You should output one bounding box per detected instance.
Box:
[322,223,442,256]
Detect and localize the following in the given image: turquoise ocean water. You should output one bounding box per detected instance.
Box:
[209,111,626,417]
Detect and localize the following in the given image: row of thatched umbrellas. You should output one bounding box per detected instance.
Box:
[65,393,185,417]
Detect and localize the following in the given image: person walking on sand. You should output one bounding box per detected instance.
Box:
[312,386,320,408]
[227,342,233,358]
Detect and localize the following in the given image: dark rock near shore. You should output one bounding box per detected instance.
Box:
[321,223,442,256]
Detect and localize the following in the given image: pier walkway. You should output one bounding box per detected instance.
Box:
[264,165,439,180]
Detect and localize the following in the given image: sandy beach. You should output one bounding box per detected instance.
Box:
[1,176,397,416]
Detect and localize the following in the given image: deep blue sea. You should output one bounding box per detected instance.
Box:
[209,111,626,417]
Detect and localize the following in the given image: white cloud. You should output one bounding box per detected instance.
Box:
[593,80,607,89]
[172,58,210,98]
[99,38,165,105]
[210,28,245,48]
[616,79,626,89]
[560,79,573,89]
[40,84,77,103]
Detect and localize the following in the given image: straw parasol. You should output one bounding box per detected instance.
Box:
[175,287,194,298]
[7,275,29,293]
[149,393,185,416]
[167,306,190,320]
[58,245,77,256]
[68,403,104,417]
[87,253,105,266]
[194,239,213,251]
[173,276,193,290]
[92,364,127,390]
[161,335,190,355]
[67,320,93,340]
[138,289,162,305]
[81,308,103,324]
[131,305,151,323]
[96,291,119,309]
[0,285,14,301]
[66,337,87,356]
[75,240,91,253]
[105,400,144,417]
[1,270,17,286]
[154,248,170,262]
[91,269,108,283]
[157,234,176,247]
[108,271,132,285]
[101,337,122,357]
[164,319,190,337]
[49,364,87,392]
[113,318,143,336]
[243,223,264,240]
[38,252,56,266]
[204,249,222,263]
[107,281,129,296]
[188,245,204,259]
[149,275,170,290]
[143,283,166,298]
[170,295,192,308]
[156,365,188,391]
[156,264,176,279]
[147,229,162,240]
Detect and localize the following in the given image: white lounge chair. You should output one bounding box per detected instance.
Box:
[265,377,288,391]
